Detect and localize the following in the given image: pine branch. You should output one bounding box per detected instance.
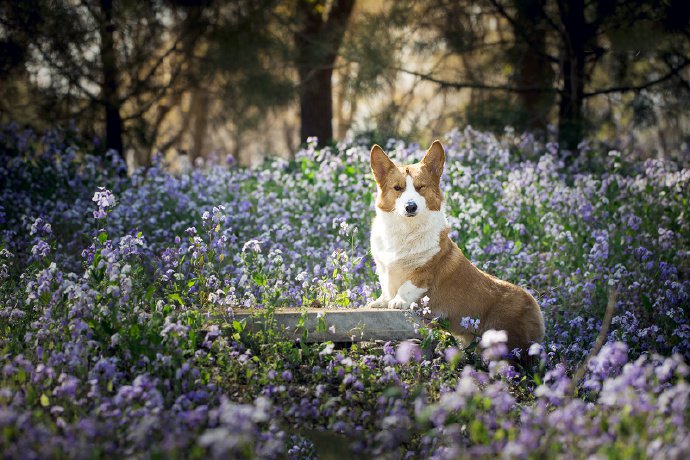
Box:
[396,67,558,94]
[583,58,690,98]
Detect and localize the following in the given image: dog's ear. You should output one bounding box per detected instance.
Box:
[370,145,395,184]
[422,140,445,180]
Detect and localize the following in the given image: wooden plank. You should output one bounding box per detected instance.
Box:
[230,308,424,342]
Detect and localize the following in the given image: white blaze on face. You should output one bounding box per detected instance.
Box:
[395,175,426,217]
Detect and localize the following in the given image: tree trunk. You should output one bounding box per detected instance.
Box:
[557,0,586,152]
[191,88,210,165]
[98,0,124,158]
[298,66,334,145]
[334,63,349,140]
[513,0,554,133]
[295,0,355,146]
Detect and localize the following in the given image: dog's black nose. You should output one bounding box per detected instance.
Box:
[405,201,418,214]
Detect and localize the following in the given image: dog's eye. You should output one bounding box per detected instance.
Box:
[393,185,403,191]
[416,185,425,190]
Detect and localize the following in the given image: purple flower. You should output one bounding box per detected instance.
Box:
[444,347,459,363]
[242,239,262,254]
[30,217,52,236]
[396,341,421,364]
[92,187,116,209]
[528,343,543,356]
[31,240,50,258]
[480,329,509,361]
[460,316,480,332]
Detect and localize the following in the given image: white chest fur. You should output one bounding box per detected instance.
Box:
[370,208,447,299]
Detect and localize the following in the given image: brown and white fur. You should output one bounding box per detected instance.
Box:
[367,140,544,351]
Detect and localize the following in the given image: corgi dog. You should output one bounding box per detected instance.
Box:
[367,140,544,351]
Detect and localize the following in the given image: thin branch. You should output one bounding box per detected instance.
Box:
[121,64,186,122]
[396,67,558,94]
[486,0,560,64]
[584,57,690,98]
[569,289,617,395]
[33,44,102,102]
[119,34,187,103]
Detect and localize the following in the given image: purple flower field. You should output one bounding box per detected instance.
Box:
[1,124,689,458]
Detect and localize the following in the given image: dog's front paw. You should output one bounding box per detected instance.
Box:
[388,296,410,310]
[366,298,388,309]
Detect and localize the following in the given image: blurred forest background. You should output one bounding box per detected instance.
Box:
[1,0,689,169]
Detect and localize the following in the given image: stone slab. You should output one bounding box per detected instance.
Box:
[230,308,424,342]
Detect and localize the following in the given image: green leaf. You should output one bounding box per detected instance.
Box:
[251,272,266,286]
[129,324,140,339]
[470,419,489,444]
[642,294,652,312]
[98,232,108,244]
[40,393,50,407]
[383,386,402,398]
[145,284,156,302]
[168,293,184,305]
[316,315,327,334]
[336,292,350,307]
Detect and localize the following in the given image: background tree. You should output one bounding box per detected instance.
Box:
[2,0,689,164]
[179,0,293,162]
[509,0,555,133]
[0,0,206,164]
[397,0,690,154]
[294,0,356,146]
